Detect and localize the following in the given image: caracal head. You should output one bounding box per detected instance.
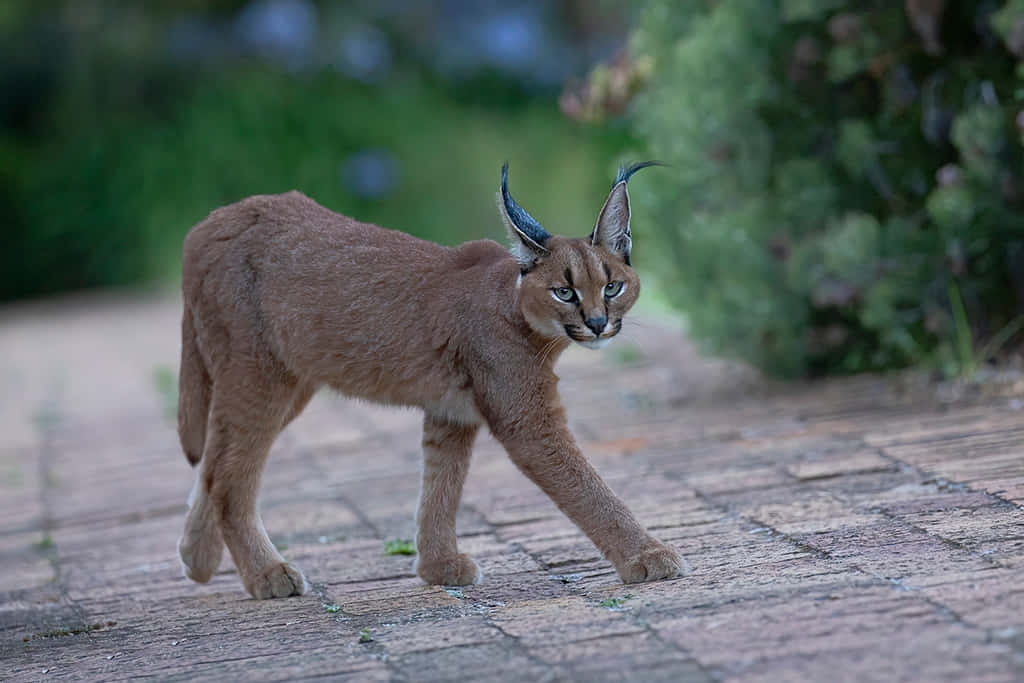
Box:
[498,161,659,349]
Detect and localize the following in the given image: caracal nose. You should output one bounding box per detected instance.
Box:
[584,315,607,336]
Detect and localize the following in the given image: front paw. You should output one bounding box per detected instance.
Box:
[616,542,685,584]
[244,561,309,600]
[415,553,482,586]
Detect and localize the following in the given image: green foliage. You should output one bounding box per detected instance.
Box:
[629,0,1024,376]
[3,65,628,301]
[598,594,633,609]
[384,538,416,555]
[33,534,54,551]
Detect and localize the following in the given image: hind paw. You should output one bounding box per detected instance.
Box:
[178,533,224,584]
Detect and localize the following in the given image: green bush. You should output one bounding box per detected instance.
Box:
[625,0,1024,376]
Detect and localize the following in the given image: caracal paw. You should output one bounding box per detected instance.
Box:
[617,542,686,584]
[178,533,224,584]
[245,561,308,599]
[415,553,482,586]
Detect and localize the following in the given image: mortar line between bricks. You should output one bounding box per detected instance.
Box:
[384,637,536,683]
[865,442,1024,651]
[483,615,574,679]
[718,425,1024,643]
[872,442,1024,512]
[639,622,722,682]
[303,449,384,538]
[34,389,97,642]
[305,578,423,681]
[129,640,391,678]
[137,580,397,680]
[666,464,989,636]
[457,497,558,577]
[456,501,499,540]
[868,440,1024,568]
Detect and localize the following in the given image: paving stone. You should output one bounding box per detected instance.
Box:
[488,596,646,647]
[913,567,1024,628]
[373,614,504,655]
[785,449,894,481]
[389,641,552,682]
[528,631,710,682]
[654,585,1015,679]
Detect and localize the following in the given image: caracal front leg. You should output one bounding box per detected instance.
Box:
[414,415,481,586]
[490,399,683,583]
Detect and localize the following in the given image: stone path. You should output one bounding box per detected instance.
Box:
[1,291,1023,682]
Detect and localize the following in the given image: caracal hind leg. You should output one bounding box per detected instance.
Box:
[178,383,313,586]
[205,376,309,599]
[179,454,225,583]
[414,415,481,586]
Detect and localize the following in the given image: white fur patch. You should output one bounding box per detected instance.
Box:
[579,337,612,350]
[186,473,201,509]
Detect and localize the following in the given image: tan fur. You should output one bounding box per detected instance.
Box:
[177,173,683,599]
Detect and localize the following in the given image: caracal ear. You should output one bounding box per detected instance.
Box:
[497,162,551,272]
[591,161,663,266]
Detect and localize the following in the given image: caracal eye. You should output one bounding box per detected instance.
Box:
[554,287,576,302]
[604,281,624,298]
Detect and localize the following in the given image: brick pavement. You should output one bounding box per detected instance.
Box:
[1,291,1023,681]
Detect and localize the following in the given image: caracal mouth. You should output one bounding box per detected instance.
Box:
[562,322,620,350]
[577,337,613,350]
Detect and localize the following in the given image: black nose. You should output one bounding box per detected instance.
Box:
[584,315,607,336]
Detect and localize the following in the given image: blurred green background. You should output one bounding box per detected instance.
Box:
[3,0,1023,378]
[1,0,635,298]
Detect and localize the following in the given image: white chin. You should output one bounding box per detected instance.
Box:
[577,337,611,350]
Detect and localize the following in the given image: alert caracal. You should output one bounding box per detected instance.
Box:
[177,162,684,599]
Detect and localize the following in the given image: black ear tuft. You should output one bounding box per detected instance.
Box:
[498,162,551,268]
[500,162,551,250]
[592,161,663,263]
[614,160,666,187]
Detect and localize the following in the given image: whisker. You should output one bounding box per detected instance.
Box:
[534,337,561,368]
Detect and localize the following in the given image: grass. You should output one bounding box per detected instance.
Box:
[598,595,633,609]
[384,539,416,556]
[358,628,374,643]
[949,280,976,378]
[32,534,54,552]
[322,603,341,614]
[948,280,1024,378]
[979,315,1024,367]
